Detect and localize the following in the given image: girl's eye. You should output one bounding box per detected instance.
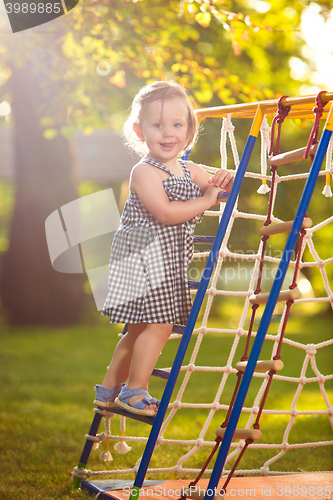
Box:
[153,123,161,128]
[174,123,181,128]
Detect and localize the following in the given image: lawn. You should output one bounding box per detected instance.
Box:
[0,312,332,500]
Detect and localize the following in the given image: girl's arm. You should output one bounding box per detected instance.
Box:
[186,161,234,194]
[130,162,222,226]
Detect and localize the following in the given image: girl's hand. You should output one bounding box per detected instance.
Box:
[203,184,224,207]
[208,170,234,192]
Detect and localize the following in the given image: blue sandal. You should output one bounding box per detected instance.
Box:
[94,384,123,408]
[115,385,160,417]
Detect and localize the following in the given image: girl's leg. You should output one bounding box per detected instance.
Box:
[101,322,172,411]
[126,323,173,409]
[102,322,145,390]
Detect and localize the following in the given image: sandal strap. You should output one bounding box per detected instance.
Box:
[94,384,123,401]
[118,386,160,407]
[133,396,160,411]
[118,386,149,405]
[143,396,160,405]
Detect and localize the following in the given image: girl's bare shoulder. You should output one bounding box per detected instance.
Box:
[130,160,156,180]
[129,161,164,192]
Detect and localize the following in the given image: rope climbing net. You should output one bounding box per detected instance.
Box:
[80,94,333,482]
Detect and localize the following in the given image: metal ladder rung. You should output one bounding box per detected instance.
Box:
[172,325,186,334]
[94,405,155,425]
[217,191,230,201]
[194,235,215,244]
[151,368,170,380]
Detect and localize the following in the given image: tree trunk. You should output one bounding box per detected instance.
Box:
[0,52,85,325]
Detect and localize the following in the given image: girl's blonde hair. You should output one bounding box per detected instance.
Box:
[123,80,198,157]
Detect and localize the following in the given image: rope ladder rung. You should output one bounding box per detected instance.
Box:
[249,288,300,305]
[215,427,262,441]
[267,143,318,166]
[235,359,284,373]
[259,217,312,236]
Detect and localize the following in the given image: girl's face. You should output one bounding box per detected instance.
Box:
[133,97,189,166]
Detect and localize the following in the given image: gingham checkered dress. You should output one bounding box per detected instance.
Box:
[102,158,203,325]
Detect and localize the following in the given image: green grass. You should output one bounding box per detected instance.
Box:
[0,313,332,500]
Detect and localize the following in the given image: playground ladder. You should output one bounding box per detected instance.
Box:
[72,102,333,497]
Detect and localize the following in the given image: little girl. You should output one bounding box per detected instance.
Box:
[94,81,233,417]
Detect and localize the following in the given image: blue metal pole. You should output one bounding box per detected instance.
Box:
[129,107,264,500]
[72,411,103,490]
[204,112,333,500]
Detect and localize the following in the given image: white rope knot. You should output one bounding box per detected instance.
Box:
[196,437,205,447]
[306,344,317,355]
[72,466,92,480]
[223,116,235,133]
[173,400,182,410]
[261,465,270,476]
[282,441,289,450]
[85,432,106,443]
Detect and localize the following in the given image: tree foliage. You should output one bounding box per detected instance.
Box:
[1,0,329,136]
[6,0,317,137]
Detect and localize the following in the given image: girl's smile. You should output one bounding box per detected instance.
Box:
[133,97,189,169]
[160,141,176,150]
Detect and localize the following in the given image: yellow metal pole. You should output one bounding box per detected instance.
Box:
[195,92,333,120]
